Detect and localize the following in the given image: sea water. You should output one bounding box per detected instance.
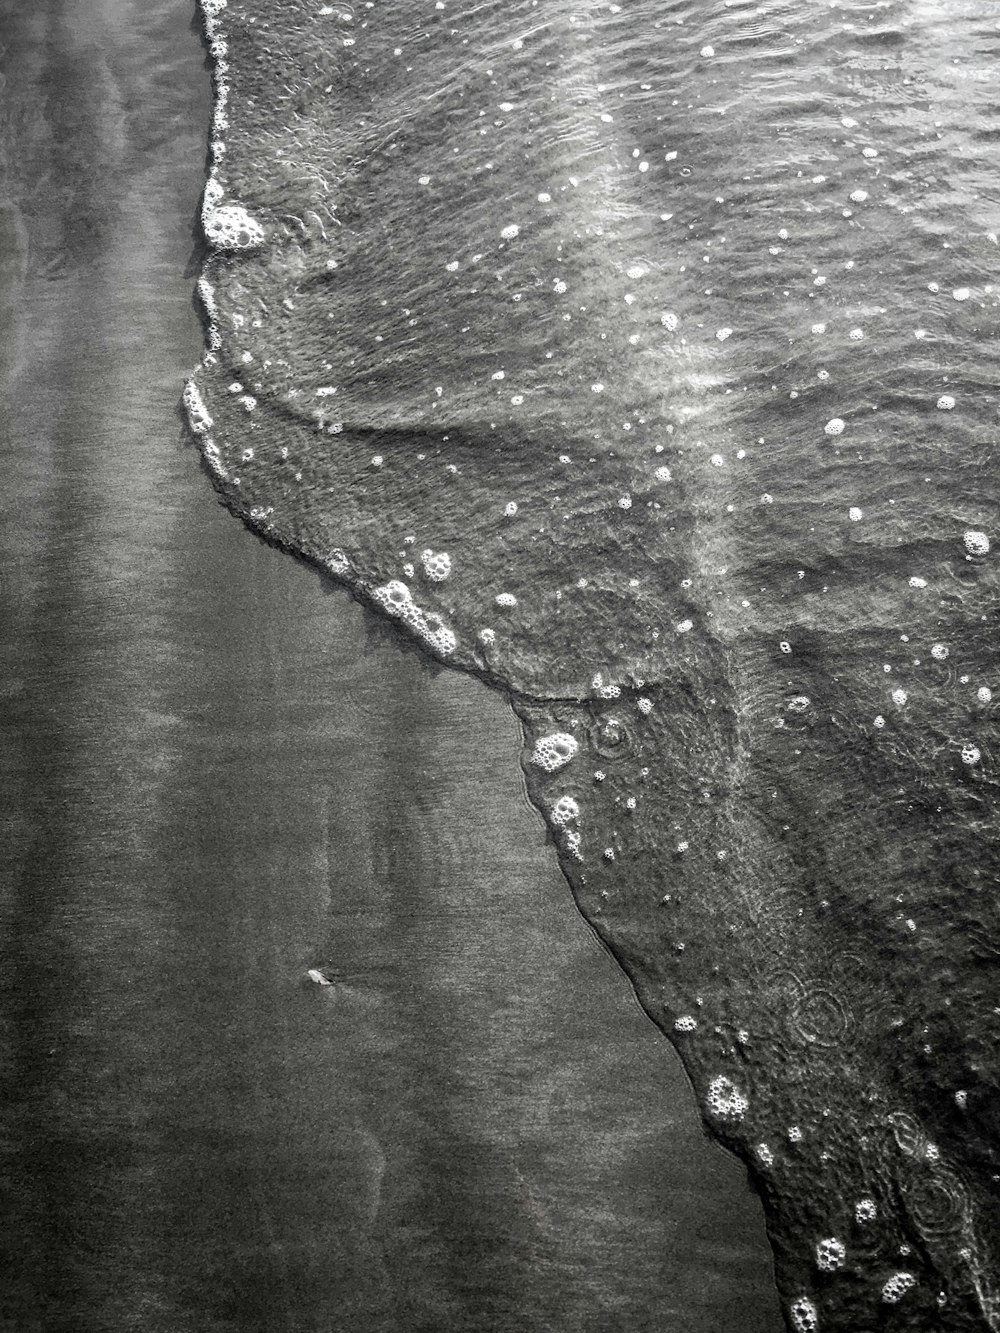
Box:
[186,1,1000,1327]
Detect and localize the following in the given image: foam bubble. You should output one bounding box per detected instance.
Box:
[421,549,452,581]
[203,202,265,250]
[964,529,990,555]
[824,418,845,436]
[500,223,520,240]
[705,1075,749,1121]
[855,1198,877,1223]
[182,379,213,434]
[930,643,949,661]
[849,507,863,522]
[550,794,580,825]
[655,466,672,481]
[716,327,733,341]
[531,733,579,773]
[977,686,992,703]
[372,580,456,656]
[660,311,679,331]
[961,743,981,766]
[953,287,971,301]
[789,1296,819,1333]
[815,1237,846,1272]
[937,395,955,410]
[495,592,517,608]
[700,44,715,57]
[881,1272,917,1305]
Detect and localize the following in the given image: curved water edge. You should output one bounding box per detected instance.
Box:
[186,1,1000,1328]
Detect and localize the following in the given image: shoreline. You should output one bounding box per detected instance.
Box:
[0,1,782,1328]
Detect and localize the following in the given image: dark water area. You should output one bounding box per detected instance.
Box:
[0,2,784,1330]
[186,0,1000,1329]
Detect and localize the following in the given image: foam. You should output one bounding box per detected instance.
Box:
[371,580,457,657]
[203,202,265,251]
[881,1272,917,1304]
[789,1296,819,1332]
[531,733,579,773]
[964,530,990,556]
[815,1238,846,1272]
[182,378,213,435]
[550,795,580,825]
[705,1075,749,1121]
[421,549,452,581]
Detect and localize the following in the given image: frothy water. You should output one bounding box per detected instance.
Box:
[188,1,1000,1327]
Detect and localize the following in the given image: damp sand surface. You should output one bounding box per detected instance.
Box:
[0,2,782,1330]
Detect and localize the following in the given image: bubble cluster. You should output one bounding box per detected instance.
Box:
[705,1075,749,1122]
[964,530,990,556]
[421,549,452,581]
[855,1198,877,1223]
[531,733,579,773]
[824,418,845,436]
[182,379,213,434]
[372,580,456,656]
[550,794,580,825]
[815,1237,846,1272]
[881,1272,917,1304]
[203,201,265,251]
[495,592,517,608]
[789,1296,819,1333]
[937,395,956,410]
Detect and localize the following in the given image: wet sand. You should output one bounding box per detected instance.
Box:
[0,2,782,1329]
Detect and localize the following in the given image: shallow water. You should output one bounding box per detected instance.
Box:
[0,1,784,1329]
[188,0,1000,1327]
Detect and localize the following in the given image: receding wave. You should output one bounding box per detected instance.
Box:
[187,0,1000,1327]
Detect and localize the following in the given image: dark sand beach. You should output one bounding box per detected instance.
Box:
[0,2,782,1329]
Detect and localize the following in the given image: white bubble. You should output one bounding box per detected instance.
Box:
[676,619,693,634]
[789,1297,818,1333]
[710,453,724,467]
[421,549,452,581]
[716,327,733,341]
[370,454,384,468]
[779,641,792,654]
[815,1237,846,1272]
[937,394,955,410]
[953,287,971,301]
[495,592,517,608]
[491,369,506,381]
[881,1272,917,1305]
[848,507,863,522]
[961,743,981,766]
[700,44,715,57]
[674,1015,698,1032]
[550,795,580,825]
[909,576,927,588]
[626,264,647,279]
[504,501,518,517]
[811,322,827,334]
[705,1075,748,1121]
[930,643,949,661]
[660,311,679,331]
[500,223,520,240]
[849,189,869,202]
[848,327,864,340]
[591,382,605,393]
[531,733,579,773]
[537,191,551,203]
[654,465,672,481]
[862,146,879,158]
[618,494,632,509]
[892,688,908,706]
[855,1198,877,1223]
[825,417,845,436]
[978,686,992,703]
[873,715,885,729]
[637,697,653,715]
[964,529,990,555]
